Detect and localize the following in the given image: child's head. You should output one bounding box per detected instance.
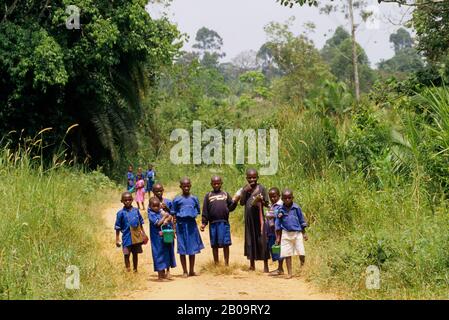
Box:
[121,192,133,208]
[246,168,258,187]
[179,177,191,195]
[148,164,153,170]
[268,187,280,204]
[152,183,164,199]
[281,189,294,208]
[128,165,133,172]
[137,166,143,174]
[149,197,161,213]
[210,176,222,192]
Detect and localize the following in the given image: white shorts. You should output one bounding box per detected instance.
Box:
[280,230,305,258]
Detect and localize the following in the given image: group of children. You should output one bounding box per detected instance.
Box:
[126,164,156,210]
[114,167,308,281]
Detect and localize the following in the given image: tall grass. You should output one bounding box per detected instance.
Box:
[0,139,121,299]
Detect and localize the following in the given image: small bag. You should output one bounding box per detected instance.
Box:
[126,210,144,245]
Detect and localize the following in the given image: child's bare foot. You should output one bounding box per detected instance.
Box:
[182,273,189,278]
[188,272,198,277]
[158,278,170,282]
[125,267,131,272]
[269,269,284,276]
[285,274,293,279]
[165,271,171,279]
[263,267,269,273]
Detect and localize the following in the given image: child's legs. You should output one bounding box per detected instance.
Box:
[180,254,187,274]
[124,254,131,271]
[263,259,269,272]
[249,259,255,270]
[132,251,138,271]
[278,258,284,272]
[299,255,305,266]
[188,255,196,275]
[212,247,219,264]
[157,270,165,279]
[223,246,229,266]
[285,256,292,276]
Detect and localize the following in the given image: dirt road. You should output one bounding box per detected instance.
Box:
[102,188,339,300]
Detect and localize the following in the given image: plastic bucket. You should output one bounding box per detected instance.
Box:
[271,244,281,255]
[162,229,174,244]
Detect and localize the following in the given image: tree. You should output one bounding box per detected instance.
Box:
[264,19,334,105]
[321,27,375,93]
[377,28,424,76]
[192,27,225,68]
[390,28,413,54]
[231,50,260,72]
[0,0,180,167]
[257,43,282,79]
[277,0,377,101]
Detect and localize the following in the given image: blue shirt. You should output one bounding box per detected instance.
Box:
[127,172,135,188]
[171,195,201,218]
[114,207,144,247]
[145,170,155,183]
[275,203,307,232]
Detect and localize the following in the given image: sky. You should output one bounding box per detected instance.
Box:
[146,0,414,68]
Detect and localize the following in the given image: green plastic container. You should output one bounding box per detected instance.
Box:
[162,228,174,244]
[271,244,281,255]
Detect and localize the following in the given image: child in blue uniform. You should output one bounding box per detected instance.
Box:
[115,192,147,272]
[145,164,156,195]
[200,176,237,266]
[171,177,204,277]
[275,189,308,279]
[148,197,176,281]
[151,183,172,214]
[267,187,284,275]
[126,165,135,192]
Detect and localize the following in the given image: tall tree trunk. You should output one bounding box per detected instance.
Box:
[348,0,360,102]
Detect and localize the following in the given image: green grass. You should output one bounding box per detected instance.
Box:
[0,145,124,299]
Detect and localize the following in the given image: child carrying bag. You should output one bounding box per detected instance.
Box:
[125,210,148,245]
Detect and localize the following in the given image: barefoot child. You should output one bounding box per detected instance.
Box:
[145,164,156,196]
[115,192,147,272]
[200,176,238,266]
[239,168,270,272]
[126,165,135,192]
[148,197,176,281]
[135,168,145,210]
[275,189,308,279]
[152,183,173,214]
[171,177,204,277]
[267,187,284,276]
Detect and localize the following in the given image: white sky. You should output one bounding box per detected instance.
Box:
[147,0,414,68]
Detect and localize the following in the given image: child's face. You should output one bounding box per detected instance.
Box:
[211,178,222,192]
[150,200,161,212]
[128,166,133,172]
[137,167,142,174]
[121,194,133,208]
[246,172,258,187]
[148,165,153,170]
[281,192,294,207]
[152,185,164,198]
[180,181,191,195]
[269,190,280,204]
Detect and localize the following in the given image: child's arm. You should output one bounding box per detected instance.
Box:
[200,194,209,232]
[275,229,282,245]
[297,207,308,241]
[115,230,121,247]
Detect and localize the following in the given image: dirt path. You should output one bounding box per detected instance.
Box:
[102,188,339,300]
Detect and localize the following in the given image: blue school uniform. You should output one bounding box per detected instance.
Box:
[267,200,283,261]
[114,207,144,249]
[162,198,173,213]
[126,171,135,192]
[145,170,155,192]
[171,195,204,255]
[148,209,176,272]
[274,203,308,232]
